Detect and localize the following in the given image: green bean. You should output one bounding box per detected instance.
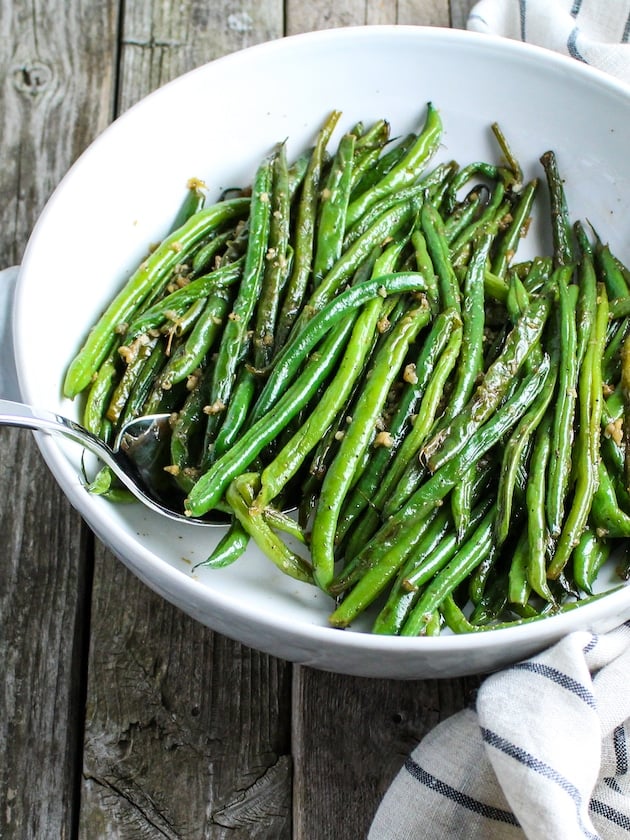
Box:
[168,296,209,339]
[410,228,440,313]
[213,367,257,458]
[444,162,499,209]
[227,474,313,583]
[200,153,274,462]
[448,182,507,262]
[507,529,531,606]
[448,232,492,420]
[121,256,243,341]
[572,526,613,595]
[342,183,423,250]
[353,308,461,533]
[347,146,384,197]
[64,197,249,398]
[400,503,497,636]
[275,111,341,346]
[191,228,234,275]
[423,288,552,473]
[67,106,630,634]
[253,143,292,370]
[546,267,579,538]
[483,269,510,304]
[250,271,427,423]
[303,195,422,322]
[591,458,630,539]
[539,150,576,267]
[440,587,620,633]
[547,284,608,579]
[346,355,550,596]
[401,486,494,594]
[443,191,482,242]
[121,340,171,424]
[82,344,122,437]
[328,507,442,627]
[491,122,523,187]
[195,519,250,569]
[154,289,232,391]
[521,256,552,295]
[494,339,557,546]
[602,317,630,383]
[257,306,386,506]
[370,507,453,634]
[469,573,509,626]
[420,202,461,313]
[446,233,493,537]
[490,180,538,279]
[345,102,442,227]
[286,148,311,197]
[595,241,630,299]
[350,133,415,200]
[106,335,158,425]
[313,132,356,286]
[352,118,390,154]
[169,177,207,230]
[576,249,598,367]
[185,315,355,516]
[168,364,215,492]
[526,412,555,601]
[310,303,432,590]
[337,306,459,547]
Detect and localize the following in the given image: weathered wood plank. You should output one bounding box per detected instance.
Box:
[0,429,89,840]
[78,3,293,837]
[286,0,451,32]
[292,669,482,839]
[0,1,117,837]
[0,1,118,267]
[79,549,292,839]
[116,0,283,113]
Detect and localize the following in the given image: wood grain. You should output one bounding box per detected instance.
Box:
[286,0,451,32]
[79,548,292,839]
[292,670,480,839]
[0,429,89,839]
[0,0,117,836]
[0,1,118,267]
[116,0,283,113]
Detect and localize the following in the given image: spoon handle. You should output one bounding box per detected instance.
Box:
[0,397,108,454]
[0,397,215,526]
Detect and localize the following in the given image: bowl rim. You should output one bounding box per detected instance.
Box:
[14,23,630,668]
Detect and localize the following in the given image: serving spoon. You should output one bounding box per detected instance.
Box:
[0,397,219,525]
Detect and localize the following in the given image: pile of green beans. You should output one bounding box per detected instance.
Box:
[65,103,630,635]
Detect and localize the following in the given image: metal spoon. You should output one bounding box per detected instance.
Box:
[0,397,220,525]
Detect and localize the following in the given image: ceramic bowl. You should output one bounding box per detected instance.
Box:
[12,25,630,678]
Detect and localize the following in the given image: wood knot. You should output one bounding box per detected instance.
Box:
[12,62,53,96]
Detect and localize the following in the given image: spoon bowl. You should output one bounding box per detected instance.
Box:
[0,398,217,526]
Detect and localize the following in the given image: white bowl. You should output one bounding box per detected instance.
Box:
[12,25,630,678]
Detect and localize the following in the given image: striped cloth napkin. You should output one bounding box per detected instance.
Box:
[467,0,630,85]
[369,624,630,839]
[368,4,630,838]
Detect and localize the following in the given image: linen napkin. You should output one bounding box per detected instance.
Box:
[369,5,630,838]
[369,623,630,839]
[467,0,630,86]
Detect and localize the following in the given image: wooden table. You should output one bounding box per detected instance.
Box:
[1,2,479,837]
